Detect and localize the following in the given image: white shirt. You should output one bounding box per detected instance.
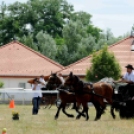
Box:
[39,78,47,88]
[123,71,134,82]
[58,76,65,85]
[32,84,43,97]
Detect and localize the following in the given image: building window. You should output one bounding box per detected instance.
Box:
[18,83,26,89]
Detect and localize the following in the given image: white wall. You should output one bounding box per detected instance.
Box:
[0,77,33,103]
[0,77,32,89]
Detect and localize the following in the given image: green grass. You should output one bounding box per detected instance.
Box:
[0,104,134,134]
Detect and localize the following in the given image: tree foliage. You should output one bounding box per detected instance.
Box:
[86,46,121,81]
[0,81,4,88]
[36,31,57,60]
[0,0,125,66]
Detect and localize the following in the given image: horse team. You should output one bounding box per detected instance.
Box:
[28,72,133,121]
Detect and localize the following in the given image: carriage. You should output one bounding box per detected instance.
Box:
[98,77,134,119]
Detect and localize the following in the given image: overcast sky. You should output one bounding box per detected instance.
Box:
[2,0,134,37]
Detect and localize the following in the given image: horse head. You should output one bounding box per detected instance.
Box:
[65,72,84,91]
[46,73,62,90]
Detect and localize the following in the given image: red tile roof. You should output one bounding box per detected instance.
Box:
[0,41,64,77]
[59,36,134,76]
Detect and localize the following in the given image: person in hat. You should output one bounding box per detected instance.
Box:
[32,78,45,115]
[117,64,134,99]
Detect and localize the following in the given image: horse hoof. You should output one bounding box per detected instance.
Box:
[85,118,89,121]
[113,115,116,119]
[55,116,58,120]
[94,118,100,121]
[76,115,80,120]
[68,115,74,118]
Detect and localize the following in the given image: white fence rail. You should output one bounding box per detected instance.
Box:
[0,88,59,104]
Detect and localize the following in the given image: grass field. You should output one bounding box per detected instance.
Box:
[0,104,134,134]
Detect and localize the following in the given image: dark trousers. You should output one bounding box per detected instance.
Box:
[32,97,40,115]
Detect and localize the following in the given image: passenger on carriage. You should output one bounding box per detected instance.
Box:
[117,64,134,100]
[57,73,65,85]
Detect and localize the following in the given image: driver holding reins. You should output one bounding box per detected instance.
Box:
[116,64,134,99]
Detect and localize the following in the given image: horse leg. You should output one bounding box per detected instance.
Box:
[106,98,116,119]
[62,104,74,118]
[83,104,89,121]
[71,102,77,109]
[76,103,89,121]
[96,100,107,119]
[110,105,116,119]
[75,103,86,119]
[92,101,102,121]
[55,103,62,120]
[48,96,52,109]
[76,107,85,119]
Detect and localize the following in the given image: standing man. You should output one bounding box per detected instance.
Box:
[32,78,45,115]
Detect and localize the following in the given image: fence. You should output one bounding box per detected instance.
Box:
[0,88,59,105]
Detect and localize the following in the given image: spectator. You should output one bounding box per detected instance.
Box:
[32,78,45,115]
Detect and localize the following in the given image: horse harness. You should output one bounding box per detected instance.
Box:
[76,82,111,100]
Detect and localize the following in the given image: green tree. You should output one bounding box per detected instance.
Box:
[0,81,4,88]
[0,0,73,45]
[18,34,38,51]
[36,31,57,60]
[70,11,92,26]
[87,25,102,42]
[86,46,121,81]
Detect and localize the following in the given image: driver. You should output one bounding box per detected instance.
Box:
[117,64,134,99]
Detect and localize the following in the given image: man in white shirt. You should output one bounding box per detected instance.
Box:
[57,73,65,86]
[118,64,134,99]
[32,78,45,115]
[39,75,47,99]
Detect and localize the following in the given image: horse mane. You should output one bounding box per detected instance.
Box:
[74,75,84,89]
[51,73,62,84]
[74,75,80,82]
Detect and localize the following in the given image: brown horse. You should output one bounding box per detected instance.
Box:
[64,72,116,121]
[46,73,87,119]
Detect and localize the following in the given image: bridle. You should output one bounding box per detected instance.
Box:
[47,75,63,90]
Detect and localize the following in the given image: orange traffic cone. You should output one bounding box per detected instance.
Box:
[9,99,15,108]
[2,128,7,134]
[2,132,7,134]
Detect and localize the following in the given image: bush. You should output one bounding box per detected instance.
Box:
[86,46,121,82]
[0,81,4,88]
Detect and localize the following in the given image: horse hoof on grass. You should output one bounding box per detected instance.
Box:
[76,115,80,120]
[94,117,100,121]
[85,118,89,121]
[68,115,74,118]
[113,115,116,119]
[54,116,58,120]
